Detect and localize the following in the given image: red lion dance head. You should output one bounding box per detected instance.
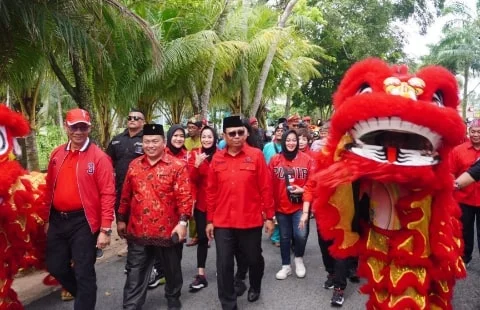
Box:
[0,104,48,309]
[313,59,466,309]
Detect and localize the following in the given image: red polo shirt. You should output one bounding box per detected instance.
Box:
[206,144,274,228]
[450,141,480,207]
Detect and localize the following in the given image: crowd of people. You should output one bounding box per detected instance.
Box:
[41,106,480,310]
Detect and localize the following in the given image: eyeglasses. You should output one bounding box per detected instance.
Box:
[127,116,144,121]
[68,124,90,132]
[227,129,246,138]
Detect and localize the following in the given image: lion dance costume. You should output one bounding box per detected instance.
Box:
[0,104,48,309]
[312,59,466,309]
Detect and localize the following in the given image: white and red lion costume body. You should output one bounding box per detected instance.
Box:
[0,104,48,309]
[313,58,466,309]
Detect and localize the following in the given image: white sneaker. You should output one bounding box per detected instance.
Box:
[295,257,306,278]
[275,265,292,280]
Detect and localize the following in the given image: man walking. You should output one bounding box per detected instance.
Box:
[206,115,275,310]
[106,109,165,288]
[45,108,115,310]
[117,124,193,310]
[450,118,480,267]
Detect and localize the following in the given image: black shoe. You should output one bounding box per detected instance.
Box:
[324,273,334,289]
[247,289,260,302]
[331,288,344,307]
[167,298,182,310]
[347,269,360,283]
[96,248,104,259]
[234,279,247,297]
[189,275,208,292]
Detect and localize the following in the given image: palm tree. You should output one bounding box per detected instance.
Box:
[423,1,480,119]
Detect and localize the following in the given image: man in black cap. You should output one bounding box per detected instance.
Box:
[117,124,193,310]
[206,116,275,310]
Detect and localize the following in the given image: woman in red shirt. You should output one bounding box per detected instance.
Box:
[269,129,315,280]
[188,126,217,292]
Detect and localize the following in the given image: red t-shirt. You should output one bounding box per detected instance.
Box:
[53,150,83,212]
[269,152,315,214]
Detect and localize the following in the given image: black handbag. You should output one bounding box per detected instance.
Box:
[284,167,303,204]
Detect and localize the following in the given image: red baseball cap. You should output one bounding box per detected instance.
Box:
[66,108,91,126]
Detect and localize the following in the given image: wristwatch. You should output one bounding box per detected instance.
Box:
[100,228,112,236]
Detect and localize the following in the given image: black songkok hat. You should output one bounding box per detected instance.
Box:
[223,116,243,129]
[143,124,164,136]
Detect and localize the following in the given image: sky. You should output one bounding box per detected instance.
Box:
[403,0,477,59]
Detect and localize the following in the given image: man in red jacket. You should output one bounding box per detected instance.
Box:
[450,118,480,267]
[44,108,116,310]
[206,115,275,310]
[117,124,193,310]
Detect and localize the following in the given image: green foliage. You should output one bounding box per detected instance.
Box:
[36,125,66,171]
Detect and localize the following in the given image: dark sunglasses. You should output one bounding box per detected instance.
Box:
[227,129,245,138]
[127,116,144,121]
[68,124,90,132]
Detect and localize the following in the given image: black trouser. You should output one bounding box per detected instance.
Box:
[317,230,348,290]
[460,203,480,264]
[234,246,248,282]
[194,209,208,269]
[215,227,264,310]
[46,209,98,310]
[123,242,183,310]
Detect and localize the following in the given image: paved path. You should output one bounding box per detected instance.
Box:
[25,222,480,310]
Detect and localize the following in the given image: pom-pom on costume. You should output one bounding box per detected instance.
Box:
[312,59,466,309]
[0,104,48,309]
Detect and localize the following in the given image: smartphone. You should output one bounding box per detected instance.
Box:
[287,186,295,191]
[171,232,180,244]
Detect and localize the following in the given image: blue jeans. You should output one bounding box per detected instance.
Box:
[276,210,309,265]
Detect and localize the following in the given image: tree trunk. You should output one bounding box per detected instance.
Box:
[70,50,94,112]
[57,85,64,126]
[199,0,232,119]
[188,76,200,114]
[240,62,250,113]
[284,88,292,117]
[250,0,299,117]
[24,130,40,171]
[463,63,469,120]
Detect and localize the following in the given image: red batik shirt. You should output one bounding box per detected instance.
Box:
[118,152,193,246]
[206,144,274,228]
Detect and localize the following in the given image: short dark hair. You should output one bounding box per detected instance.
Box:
[296,128,311,140]
[130,108,145,118]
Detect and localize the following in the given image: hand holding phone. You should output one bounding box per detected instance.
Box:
[171,232,180,244]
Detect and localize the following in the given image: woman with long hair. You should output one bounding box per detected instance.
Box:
[188,126,218,292]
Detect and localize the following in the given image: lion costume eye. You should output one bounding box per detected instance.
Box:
[432,91,444,107]
[357,84,372,95]
[0,126,8,156]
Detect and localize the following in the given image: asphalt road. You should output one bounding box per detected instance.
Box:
[27,221,480,310]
